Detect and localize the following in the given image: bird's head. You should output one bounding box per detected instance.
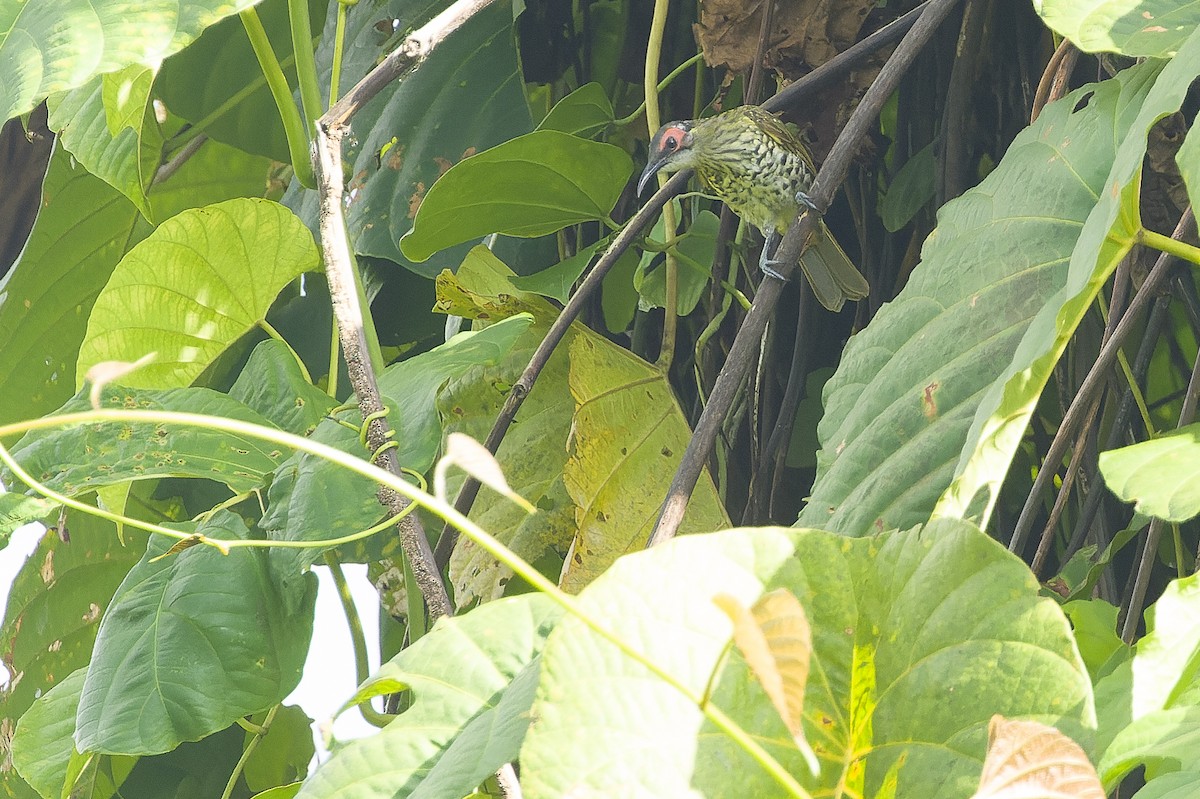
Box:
[637,120,697,196]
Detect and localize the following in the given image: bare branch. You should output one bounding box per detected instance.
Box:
[307,0,506,620]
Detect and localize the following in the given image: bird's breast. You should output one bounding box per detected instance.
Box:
[694,136,813,235]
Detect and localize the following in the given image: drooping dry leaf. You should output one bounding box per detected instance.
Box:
[714,588,818,775]
[436,432,536,513]
[84,352,156,408]
[970,716,1104,799]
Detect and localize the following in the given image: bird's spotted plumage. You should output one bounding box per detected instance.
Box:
[640,106,869,311]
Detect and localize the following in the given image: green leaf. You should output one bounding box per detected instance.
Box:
[521,520,1094,798]
[76,198,320,389]
[1098,423,1200,522]
[560,329,730,592]
[243,705,315,793]
[0,0,263,122]
[1131,574,1200,718]
[1099,706,1200,785]
[536,82,615,139]
[47,69,161,219]
[0,139,272,427]
[293,595,561,799]
[75,511,317,755]
[12,667,137,799]
[0,493,58,541]
[795,59,1160,534]
[1095,574,1200,785]
[7,385,285,498]
[260,313,533,568]
[1034,0,1198,57]
[400,130,633,262]
[510,240,605,303]
[0,514,142,798]
[637,209,719,316]
[1132,772,1200,799]
[1177,115,1200,212]
[880,141,936,232]
[1063,599,1131,683]
[229,340,336,436]
[155,0,327,162]
[940,35,1200,525]
[433,252,578,610]
[285,0,535,276]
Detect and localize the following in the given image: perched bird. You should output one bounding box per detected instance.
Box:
[638,105,869,312]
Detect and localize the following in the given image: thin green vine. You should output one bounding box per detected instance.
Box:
[324,551,394,727]
[645,0,680,371]
[0,408,809,799]
[221,705,279,799]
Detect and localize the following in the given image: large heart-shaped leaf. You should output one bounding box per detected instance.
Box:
[521,520,1094,798]
[797,58,1160,534]
[76,197,320,389]
[941,33,1200,526]
[75,511,316,755]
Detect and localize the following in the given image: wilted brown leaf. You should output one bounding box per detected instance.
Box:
[970,716,1104,799]
[714,588,818,775]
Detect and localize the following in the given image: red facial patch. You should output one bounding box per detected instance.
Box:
[657,125,689,155]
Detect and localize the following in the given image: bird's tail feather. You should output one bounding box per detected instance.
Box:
[798,220,870,312]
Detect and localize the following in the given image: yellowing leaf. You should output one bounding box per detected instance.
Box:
[714,588,818,776]
[970,716,1103,799]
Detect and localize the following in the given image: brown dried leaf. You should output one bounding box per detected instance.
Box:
[693,0,875,74]
[714,588,818,775]
[970,716,1104,799]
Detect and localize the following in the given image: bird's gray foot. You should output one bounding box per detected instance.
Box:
[795,190,817,210]
[758,229,788,281]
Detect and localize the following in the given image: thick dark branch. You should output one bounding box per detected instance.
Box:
[648,0,964,548]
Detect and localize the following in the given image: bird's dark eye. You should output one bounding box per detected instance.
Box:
[664,135,678,150]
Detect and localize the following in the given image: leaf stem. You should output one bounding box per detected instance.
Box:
[259,318,314,384]
[645,0,678,371]
[330,0,356,103]
[324,551,393,727]
[1140,227,1200,267]
[221,705,278,799]
[0,408,805,798]
[288,0,324,133]
[240,8,315,187]
[614,53,706,128]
